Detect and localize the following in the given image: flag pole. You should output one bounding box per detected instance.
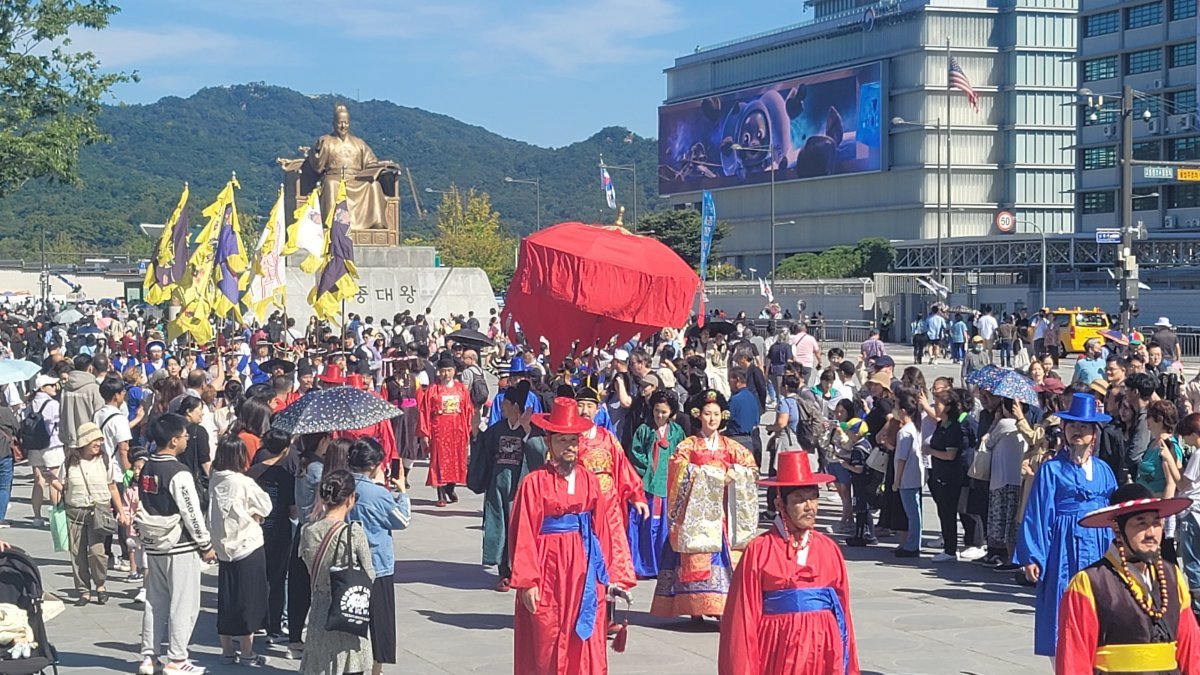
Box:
[945,37,953,279]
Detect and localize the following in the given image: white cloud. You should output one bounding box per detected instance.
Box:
[480,0,683,74]
[68,26,282,69]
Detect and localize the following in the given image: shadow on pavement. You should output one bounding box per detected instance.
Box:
[415,609,511,630]
[393,559,495,590]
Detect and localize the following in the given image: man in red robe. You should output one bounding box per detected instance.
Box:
[418,356,472,506]
[719,451,859,675]
[509,397,635,675]
[1057,483,1200,674]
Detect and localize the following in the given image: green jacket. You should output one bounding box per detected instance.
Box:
[630,422,685,498]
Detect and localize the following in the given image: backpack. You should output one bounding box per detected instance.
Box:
[19,400,52,451]
[468,368,489,407]
[791,392,826,451]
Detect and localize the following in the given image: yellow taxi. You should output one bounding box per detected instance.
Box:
[1032,307,1111,354]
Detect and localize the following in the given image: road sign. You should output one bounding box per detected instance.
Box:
[994,210,1015,233]
[1142,166,1176,179]
[1095,228,1121,244]
[1179,168,1200,181]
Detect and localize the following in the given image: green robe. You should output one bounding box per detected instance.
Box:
[629,422,686,498]
[467,420,546,576]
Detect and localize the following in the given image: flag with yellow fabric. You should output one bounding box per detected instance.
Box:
[208,179,249,322]
[172,177,241,343]
[308,181,358,324]
[142,184,189,305]
[245,186,287,322]
[284,186,325,273]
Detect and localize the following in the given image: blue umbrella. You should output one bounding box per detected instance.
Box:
[75,325,103,335]
[980,368,1039,406]
[0,359,40,385]
[271,386,401,435]
[964,364,1001,387]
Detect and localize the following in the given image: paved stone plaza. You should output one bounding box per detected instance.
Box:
[11,351,1060,673]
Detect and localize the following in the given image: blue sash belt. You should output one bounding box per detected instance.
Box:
[540,512,610,640]
[763,587,849,673]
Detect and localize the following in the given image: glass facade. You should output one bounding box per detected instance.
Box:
[1082,146,1117,169]
[1126,2,1164,28]
[1083,56,1119,81]
[1085,10,1120,36]
[1082,191,1116,213]
[1173,0,1197,20]
[1126,49,1162,75]
[1172,42,1197,67]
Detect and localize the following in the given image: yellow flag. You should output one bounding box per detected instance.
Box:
[284,187,325,273]
[308,181,359,323]
[245,186,288,322]
[143,185,189,305]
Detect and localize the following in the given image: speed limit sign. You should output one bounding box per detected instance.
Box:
[995,210,1015,233]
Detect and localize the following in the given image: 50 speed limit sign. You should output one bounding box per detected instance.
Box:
[994,210,1015,233]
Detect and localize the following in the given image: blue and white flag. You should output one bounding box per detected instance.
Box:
[601,167,617,210]
[699,190,716,280]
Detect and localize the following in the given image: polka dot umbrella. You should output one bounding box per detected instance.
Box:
[271,385,401,435]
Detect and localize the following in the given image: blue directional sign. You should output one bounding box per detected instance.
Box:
[1142,166,1176,179]
[1095,228,1122,244]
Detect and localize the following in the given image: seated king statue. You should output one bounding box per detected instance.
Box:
[289,103,400,231]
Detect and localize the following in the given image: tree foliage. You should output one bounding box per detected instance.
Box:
[424,187,515,291]
[0,0,134,195]
[638,208,729,267]
[774,237,896,279]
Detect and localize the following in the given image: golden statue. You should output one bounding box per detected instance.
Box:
[279,104,401,241]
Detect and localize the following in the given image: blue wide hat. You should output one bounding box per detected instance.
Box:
[1056,392,1111,425]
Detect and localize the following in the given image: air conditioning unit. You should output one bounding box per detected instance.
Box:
[1183,115,1197,131]
[1152,78,1164,89]
[1103,124,1117,137]
[1164,215,1178,229]
[1148,118,1161,134]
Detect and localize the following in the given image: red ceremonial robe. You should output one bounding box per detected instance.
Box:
[508,464,633,675]
[417,381,472,486]
[718,522,859,675]
[579,425,642,587]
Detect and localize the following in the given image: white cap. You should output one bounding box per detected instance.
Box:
[1156,317,1172,327]
[34,374,58,389]
[614,348,630,362]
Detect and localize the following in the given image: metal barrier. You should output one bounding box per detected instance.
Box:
[1136,327,1200,358]
[745,318,876,351]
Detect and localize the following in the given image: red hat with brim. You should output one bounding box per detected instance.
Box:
[318,364,346,386]
[758,450,835,487]
[1079,496,1192,528]
[532,396,594,435]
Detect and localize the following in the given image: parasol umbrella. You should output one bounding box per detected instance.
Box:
[502,221,701,361]
[53,309,82,324]
[971,367,1039,406]
[964,364,1001,387]
[685,319,738,339]
[75,325,103,336]
[271,386,401,435]
[445,328,493,350]
[1100,329,1129,346]
[0,359,39,385]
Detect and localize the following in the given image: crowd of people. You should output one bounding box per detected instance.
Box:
[0,297,1195,673]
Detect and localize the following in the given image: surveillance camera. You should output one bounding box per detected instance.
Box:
[1143,109,1152,121]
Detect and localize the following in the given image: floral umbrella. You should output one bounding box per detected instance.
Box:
[964,364,1001,387]
[969,366,1039,406]
[503,221,701,360]
[272,386,401,435]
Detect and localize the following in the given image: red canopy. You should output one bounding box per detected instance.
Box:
[503,221,700,360]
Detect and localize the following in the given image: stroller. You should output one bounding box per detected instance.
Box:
[0,548,58,675]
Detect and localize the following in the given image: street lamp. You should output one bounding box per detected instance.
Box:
[891,116,944,279]
[504,176,541,231]
[729,143,780,280]
[599,155,638,228]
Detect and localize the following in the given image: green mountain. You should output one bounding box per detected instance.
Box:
[0,83,661,259]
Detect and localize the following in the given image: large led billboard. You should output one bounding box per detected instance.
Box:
[658,62,883,194]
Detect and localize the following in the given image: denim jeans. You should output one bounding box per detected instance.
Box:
[951,341,965,363]
[899,487,922,552]
[0,455,13,522]
[997,339,1013,368]
[1179,512,1200,613]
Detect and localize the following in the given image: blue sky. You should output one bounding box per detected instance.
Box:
[73,0,811,148]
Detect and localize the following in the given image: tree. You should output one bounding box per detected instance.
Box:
[853,237,896,276]
[428,186,516,291]
[709,261,743,280]
[638,208,729,267]
[0,1,135,195]
[774,238,897,279]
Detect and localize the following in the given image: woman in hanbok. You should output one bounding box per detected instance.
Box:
[651,389,758,621]
[628,390,686,579]
[1015,393,1117,657]
[719,452,859,675]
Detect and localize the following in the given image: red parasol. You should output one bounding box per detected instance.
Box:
[503,221,700,360]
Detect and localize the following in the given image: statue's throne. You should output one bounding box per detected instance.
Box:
[278,155,402,246]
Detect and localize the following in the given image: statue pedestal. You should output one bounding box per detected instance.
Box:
[283,246,497,324]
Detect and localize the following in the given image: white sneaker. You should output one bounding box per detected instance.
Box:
[959,546,987,562]
[134,587,146,604]
[931,552,956,563]
[137,656,158,675]
[163,660,205,674]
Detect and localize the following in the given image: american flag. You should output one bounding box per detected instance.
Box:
[948,56,979,112]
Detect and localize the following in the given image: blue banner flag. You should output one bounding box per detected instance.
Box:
[699,191,716,280]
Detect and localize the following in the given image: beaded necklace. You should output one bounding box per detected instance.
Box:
[1112,527,1170,620]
